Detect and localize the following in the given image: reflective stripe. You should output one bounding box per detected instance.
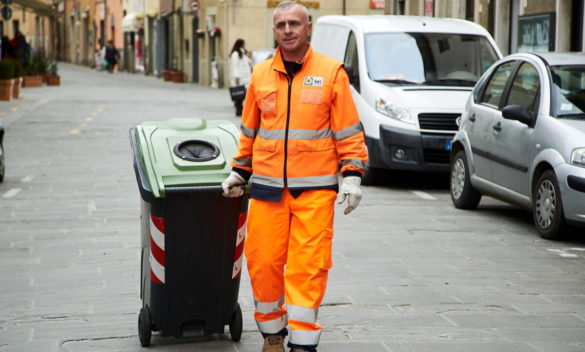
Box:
[258,128,333,140]
[150,219,165,250]
[288,175,338,188]
[333,122,363,140]
[233,157,252,168]
[289,329,321,346]
[257,316,288,334]
[241,124,258,138]
[287,304,318,323]
[255,296,285,314]
[150,252,165,283]
[341,158,365,170]
[252,174,338,188]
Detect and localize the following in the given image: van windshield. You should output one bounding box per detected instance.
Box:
[365,32,499,87]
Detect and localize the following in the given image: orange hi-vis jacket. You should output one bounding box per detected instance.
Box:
[231,44,368,201]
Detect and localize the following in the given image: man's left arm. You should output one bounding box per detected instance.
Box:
[331,66,368,214]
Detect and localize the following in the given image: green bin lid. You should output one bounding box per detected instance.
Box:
[135,118,240,198]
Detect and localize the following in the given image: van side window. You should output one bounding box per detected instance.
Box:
[479,61,516,108]
[344,31,360,92]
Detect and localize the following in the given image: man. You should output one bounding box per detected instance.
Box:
[221,2,367,352]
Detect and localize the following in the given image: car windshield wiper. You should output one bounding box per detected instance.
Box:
[374,79,420,85]
[424,78,476,87]
[556,113,585,118]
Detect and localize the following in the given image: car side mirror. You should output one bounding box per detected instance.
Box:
[502,105,535,126]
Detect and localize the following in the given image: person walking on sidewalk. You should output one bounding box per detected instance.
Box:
[229,38,252,116]
[104,40,120,73]
[221,2,368,352]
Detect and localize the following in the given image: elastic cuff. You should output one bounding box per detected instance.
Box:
[232,167,252,181]
[342,170,362,178]
[261,328,288,338]
[287,342,317,352]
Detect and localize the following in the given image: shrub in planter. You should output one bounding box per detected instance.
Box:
[23,59,42,88]
[47,60,60,86]
[0,60,15,101]
[171,70,184,83]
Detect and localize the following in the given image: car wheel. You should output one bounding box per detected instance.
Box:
[0,142,4,183]
[450,150,481,209]
[533,170,567,240]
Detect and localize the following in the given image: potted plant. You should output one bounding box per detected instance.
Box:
[23,57,42,87]
[10,59,24,98]
[161,69,173,81]
[0,60,15,101]
[171,69,184,83]
[34,51,49,83]
[47,60,60,86]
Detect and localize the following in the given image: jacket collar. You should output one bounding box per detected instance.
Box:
[271,43,314,74]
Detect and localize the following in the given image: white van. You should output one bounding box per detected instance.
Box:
[311,16,503,183]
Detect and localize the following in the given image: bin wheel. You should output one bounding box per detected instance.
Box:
[138,307,152,347]
[229,303,243,342]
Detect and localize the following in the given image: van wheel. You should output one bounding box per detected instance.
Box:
[533,170,567,240]
[450,150,481,209]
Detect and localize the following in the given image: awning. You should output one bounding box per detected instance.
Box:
[122,13,144,32]
[13,0,54,16]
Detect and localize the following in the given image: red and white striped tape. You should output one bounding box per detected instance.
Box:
[150,215,166,284]
[232,212,247,279]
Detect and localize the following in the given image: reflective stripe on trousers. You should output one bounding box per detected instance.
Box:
[245,189,336,346]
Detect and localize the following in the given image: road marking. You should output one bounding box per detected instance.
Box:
[85,117,93,122]
[2,188,22,198]
[69,129,80,135]
[411,190,437,200]
[10,107,19,112]
[547,248,580,258]
[21,175,34,183]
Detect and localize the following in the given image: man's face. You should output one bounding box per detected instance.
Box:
[273,5,312,59]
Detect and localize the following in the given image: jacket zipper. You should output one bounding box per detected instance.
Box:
[283,74,294,188]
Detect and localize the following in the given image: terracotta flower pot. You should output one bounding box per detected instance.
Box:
[0,79,14,101]
[47,74,60,86]
[23,75,43,88]
[12,77,22,99]
[171,70,184,83]
[162,70,173,81]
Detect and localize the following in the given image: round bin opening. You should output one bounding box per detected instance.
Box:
[173,140,220,162]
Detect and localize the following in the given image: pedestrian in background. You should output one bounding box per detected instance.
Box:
[229,38,252,116]
[221,2,368,352]
[104,40,119,73]
[0,36,15,59]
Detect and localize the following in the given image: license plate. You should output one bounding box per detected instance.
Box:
[445,140,452,151]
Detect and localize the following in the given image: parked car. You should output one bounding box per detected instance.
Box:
[0,122,4,183]
[311,15,502,183]
[450,52,585,239]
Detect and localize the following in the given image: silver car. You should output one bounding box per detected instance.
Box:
[450,52,585,240]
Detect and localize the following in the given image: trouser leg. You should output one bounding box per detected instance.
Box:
[245,195,290,335]
[285,189,336,351]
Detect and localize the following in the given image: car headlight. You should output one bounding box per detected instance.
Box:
[571,148,585,167]
[375,97,414,124]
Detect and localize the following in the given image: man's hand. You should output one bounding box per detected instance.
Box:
[221,172,246,197]
[336,176,362,215]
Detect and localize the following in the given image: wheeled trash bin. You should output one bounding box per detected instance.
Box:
[129,118,248,347]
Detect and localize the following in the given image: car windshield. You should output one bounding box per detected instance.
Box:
[550,65,585,118]
[364,32,499,87]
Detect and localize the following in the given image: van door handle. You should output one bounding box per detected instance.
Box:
[493,121,502,132]
[469,113,476,122]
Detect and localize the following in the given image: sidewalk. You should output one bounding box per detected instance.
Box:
[1,63,584,352]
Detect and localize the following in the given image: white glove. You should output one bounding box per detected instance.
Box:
[221,171,246,197]
[336,176,362,215]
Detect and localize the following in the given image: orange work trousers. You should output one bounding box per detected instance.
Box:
[245,188,336,347]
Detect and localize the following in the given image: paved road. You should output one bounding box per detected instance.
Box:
[1,64,584,352]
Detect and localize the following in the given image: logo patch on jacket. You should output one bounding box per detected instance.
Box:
[303,76,323,87]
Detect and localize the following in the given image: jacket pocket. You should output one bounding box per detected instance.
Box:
[259,90,277,116]
[301,89,324,105]
[297,138,335,152]
[253,138,276,152]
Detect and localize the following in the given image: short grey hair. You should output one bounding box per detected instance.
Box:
[273,1,310,22]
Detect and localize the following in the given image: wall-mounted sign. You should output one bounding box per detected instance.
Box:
[518,12,556,52]
[424,0,434,16]
[370,0,384,9]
